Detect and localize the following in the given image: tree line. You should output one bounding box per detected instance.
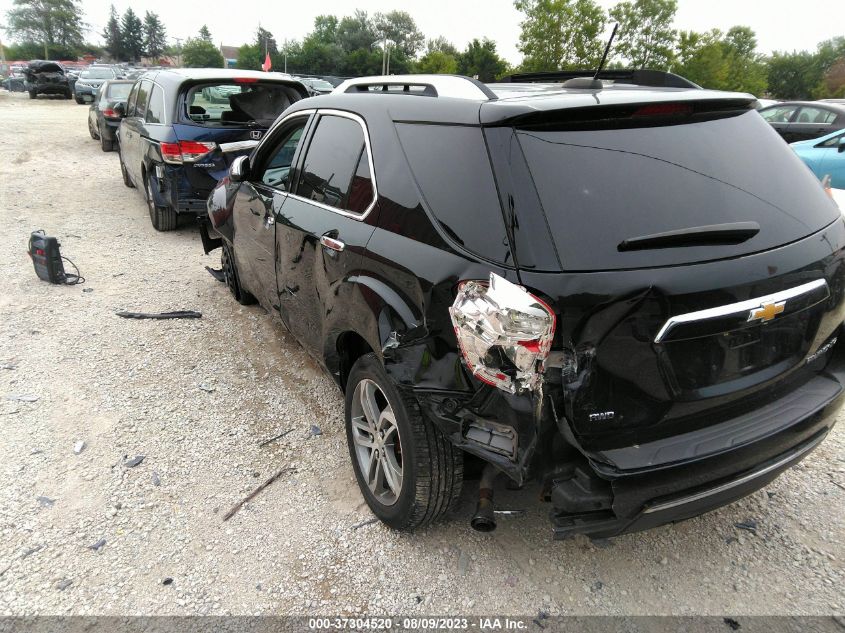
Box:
[4,0,844,99]
[235,12,509,82]
[515,0,845,98]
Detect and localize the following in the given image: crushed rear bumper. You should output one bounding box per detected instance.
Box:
[550,369,843,539]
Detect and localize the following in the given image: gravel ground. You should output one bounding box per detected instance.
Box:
[0,91,843,617]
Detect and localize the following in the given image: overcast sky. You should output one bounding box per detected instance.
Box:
[2,0,844,63]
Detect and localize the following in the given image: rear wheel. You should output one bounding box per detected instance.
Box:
[88,117,98,140]
[64,90,72,99]
[145,172,177,231]
[220,242,256,305]
[119,154,134,188]
[345,353,463,530]
[28,90,36,99]
[100,133,114,152]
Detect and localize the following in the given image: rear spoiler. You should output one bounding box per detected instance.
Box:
[500,69,701,90]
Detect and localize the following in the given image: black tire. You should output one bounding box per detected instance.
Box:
[88,117,98,140]
[145,172,177,231]
[220,242,256,305]
[28,90,36,100]
[65,90,72,100]
[119,154,134,188]
[75,97,84,104]
[100,133,114,152]
[344,353,463,531]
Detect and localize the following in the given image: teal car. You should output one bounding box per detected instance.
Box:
[791,129,845,188]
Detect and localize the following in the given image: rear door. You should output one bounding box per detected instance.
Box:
[787,105,841,142]
[119,81,142,182]
[124,79,151,183]
[275,111,379,355]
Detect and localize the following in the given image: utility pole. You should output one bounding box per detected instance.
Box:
[173,37,183,67]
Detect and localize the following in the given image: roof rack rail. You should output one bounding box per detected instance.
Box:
[333,75,497,101]
[500,69,701,90]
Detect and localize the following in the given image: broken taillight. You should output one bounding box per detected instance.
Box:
[160,140,217,164]
[449,272,556,394]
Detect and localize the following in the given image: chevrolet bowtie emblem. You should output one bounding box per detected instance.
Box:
[748,301,785,322]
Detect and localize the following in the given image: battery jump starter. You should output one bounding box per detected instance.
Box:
[27,230,84,285]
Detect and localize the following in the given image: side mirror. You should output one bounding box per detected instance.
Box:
[113,102,126,118]
[230,155,250,183]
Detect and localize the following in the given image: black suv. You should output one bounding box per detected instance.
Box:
[115,69,308,231]
[202,72,845,539]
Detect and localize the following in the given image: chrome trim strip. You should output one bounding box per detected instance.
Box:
[642,434,823,514]
[654,278,829,343]
[220,140,260,153]
[285,108,378,221]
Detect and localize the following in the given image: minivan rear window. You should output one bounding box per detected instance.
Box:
[514,109,839,271]
[184,82,299,127]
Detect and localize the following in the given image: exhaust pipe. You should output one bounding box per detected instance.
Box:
[470,464,499,532]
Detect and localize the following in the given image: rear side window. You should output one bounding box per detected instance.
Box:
[513,109,840,271]
[395,123,510,265]
[794,106,836,124]
[759,105,796,122]
[296,114,374,214]
[126,83,139,115]
[146,84,165,124]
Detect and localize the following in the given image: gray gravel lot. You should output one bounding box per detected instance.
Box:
[0,91,843,617]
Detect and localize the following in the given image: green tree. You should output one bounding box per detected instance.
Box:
[236,43,261,70]
[767,50,821,100]
[514,0,607,71]
[336,10,377,53]
[458,38,509,81]
[609,0,677,69]
[373,10,424,58]
[426,36,459,58]
[311,15,339,44]
[102,4,122,61]
[182,37,224,68]
[198,24,213,43]
[673,29,727,89]
[143,11,167,60]
[256,25,278,55]
[6,0,84,59]
[417,50,458,74]
[721,26,767,95]
[120,8,144,62]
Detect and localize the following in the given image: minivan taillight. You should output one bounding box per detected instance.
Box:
[160,140,217,164]
[449,272,556,394]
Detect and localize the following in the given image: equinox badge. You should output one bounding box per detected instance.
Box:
[748,301,785,323]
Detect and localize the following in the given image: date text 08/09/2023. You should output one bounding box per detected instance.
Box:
[308,617,531,630]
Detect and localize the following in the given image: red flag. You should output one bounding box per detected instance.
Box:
[261,52,272,72]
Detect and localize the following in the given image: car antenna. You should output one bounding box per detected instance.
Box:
[562,23,619,90]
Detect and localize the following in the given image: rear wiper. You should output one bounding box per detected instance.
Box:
[617,221,760,252]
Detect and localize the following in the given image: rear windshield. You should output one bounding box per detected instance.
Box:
[183,82,298,127]
[513,109,839,271]
[107,83,132,100]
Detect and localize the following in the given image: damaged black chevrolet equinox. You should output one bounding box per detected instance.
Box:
[202,71,845,539]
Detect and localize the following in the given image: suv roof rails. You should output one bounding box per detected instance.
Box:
[333,75,497,101]
[500,69,701,90]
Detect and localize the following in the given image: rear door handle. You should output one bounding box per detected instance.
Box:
[320,235,345,252]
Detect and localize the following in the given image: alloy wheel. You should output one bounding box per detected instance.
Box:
[350,378,403,506]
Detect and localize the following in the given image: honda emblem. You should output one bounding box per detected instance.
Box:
[250,131,262,140]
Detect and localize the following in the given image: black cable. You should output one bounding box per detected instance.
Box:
[61,256,85,285]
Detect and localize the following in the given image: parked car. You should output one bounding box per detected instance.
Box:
[1,69,27,92]
[758,100,845,142]
[115,68,309,231]
[294,76,335,94]
[87,79,134,152]
[200,72,845,539]
[74,66,118,104]
[22,60,72,99]
[791,128,845,189]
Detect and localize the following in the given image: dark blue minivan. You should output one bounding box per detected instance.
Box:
[116,68,310,231]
